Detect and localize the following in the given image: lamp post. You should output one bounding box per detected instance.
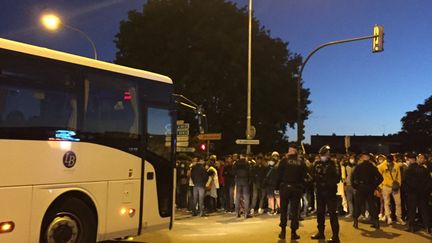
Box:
[296,25,384,146]
[246,0,253,154]
[41,13,98,60]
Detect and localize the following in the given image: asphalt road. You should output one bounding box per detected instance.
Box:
[124,211,432,243]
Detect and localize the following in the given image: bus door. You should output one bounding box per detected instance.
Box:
[140,106,175,232]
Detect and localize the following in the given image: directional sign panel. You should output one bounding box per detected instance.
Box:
[176,147,196,153]
[235,139,260,145]
[197,133,222,141]
[177,123,190,130]
[176,141,189,147]
[177,130,189,136]
[177,136,189,142]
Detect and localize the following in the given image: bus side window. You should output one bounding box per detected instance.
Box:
[83,73,138,139]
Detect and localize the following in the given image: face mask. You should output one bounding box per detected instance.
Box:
[349,159,355,164]
[320,156,328,162]
[268,161,275,166]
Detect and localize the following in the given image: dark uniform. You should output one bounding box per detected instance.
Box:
[276,152,308,240]
[403,154,432,233]
[351,154,383,229]
[311,145,341,243]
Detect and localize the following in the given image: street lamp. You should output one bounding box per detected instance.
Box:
[296,25,384,146]
[40,13,98,60]
[246,0,253,154]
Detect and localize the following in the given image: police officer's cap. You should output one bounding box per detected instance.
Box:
[406,152,416,159]
[359,151,369,156]
[318,145,331,155]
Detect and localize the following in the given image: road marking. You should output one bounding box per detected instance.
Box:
[182,233,228,237]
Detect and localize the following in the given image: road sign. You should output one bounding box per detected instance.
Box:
[177,123,190,130]
[177,130,189,136]
[176,147,196,153]
[235,139,260,145]
[166,135,189,142]
[176,141,189,147]
[197,133,222,141]
[177,136,189,142]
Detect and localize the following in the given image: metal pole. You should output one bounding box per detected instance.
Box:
[63,24,98,60]
[246,0,252,154]
[296,34,377,145]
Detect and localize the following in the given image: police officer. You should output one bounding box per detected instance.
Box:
[403,153,432,233]
[311,145,341,243]
[275,144,308,240]
[351,152,383,229]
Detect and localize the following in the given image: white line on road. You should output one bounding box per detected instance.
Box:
[182,232,228,237]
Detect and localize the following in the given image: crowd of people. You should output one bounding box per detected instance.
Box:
[175,145,432,242]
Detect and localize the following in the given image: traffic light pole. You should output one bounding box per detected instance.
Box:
[296,33,380,146]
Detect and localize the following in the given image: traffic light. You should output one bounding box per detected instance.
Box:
[199,143,207,151]
[372,25,384,53]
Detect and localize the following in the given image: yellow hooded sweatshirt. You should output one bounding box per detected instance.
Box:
[377,160,401,189]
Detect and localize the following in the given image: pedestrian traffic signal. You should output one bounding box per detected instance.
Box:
[372,25,384,53]
[199,143,207,151]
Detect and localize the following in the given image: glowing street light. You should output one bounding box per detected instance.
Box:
[41,14,61,31]
[40,13,98,60]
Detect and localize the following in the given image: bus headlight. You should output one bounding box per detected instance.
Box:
[0,221,15,233]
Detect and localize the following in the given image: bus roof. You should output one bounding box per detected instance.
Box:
[0,38,172,84]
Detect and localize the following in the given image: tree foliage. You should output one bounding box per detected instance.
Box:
[114,0,311,154]
[400,96,432,152]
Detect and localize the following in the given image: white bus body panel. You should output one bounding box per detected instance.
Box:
[0,38,173,85]
[28,183,107,242]
[0,140,143,242]
[0,186,32,243]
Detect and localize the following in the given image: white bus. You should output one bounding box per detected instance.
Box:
[0,38,176,242]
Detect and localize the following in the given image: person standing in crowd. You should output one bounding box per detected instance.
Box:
[403,153,432,234]
[342,153,356,218]
[233,154,252,218]
[300,154,314,218]
[223,155,235,213]
[310,145,341,243]
[276,144,308,240]
[250,154,268,215]
[265,152,281,215]
[190,158,209,217]
[217,158,225,210]
[377,154,405,225]
[205,155,219,213]
[351,152,383,230]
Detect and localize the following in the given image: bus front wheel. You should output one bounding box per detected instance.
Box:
[41,197,97,243]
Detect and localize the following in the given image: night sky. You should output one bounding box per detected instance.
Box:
[1,0,431,143]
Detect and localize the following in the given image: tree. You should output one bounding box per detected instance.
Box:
[400,96,432,152]
[114,0,311,154]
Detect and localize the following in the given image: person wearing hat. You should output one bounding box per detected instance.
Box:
[310,145,341,243]
[403,153,431,233]
[275,144,308,240]
[351,152,383,229]
[265,151,281,215]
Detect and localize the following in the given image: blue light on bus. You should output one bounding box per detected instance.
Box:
[54,130,80,142]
